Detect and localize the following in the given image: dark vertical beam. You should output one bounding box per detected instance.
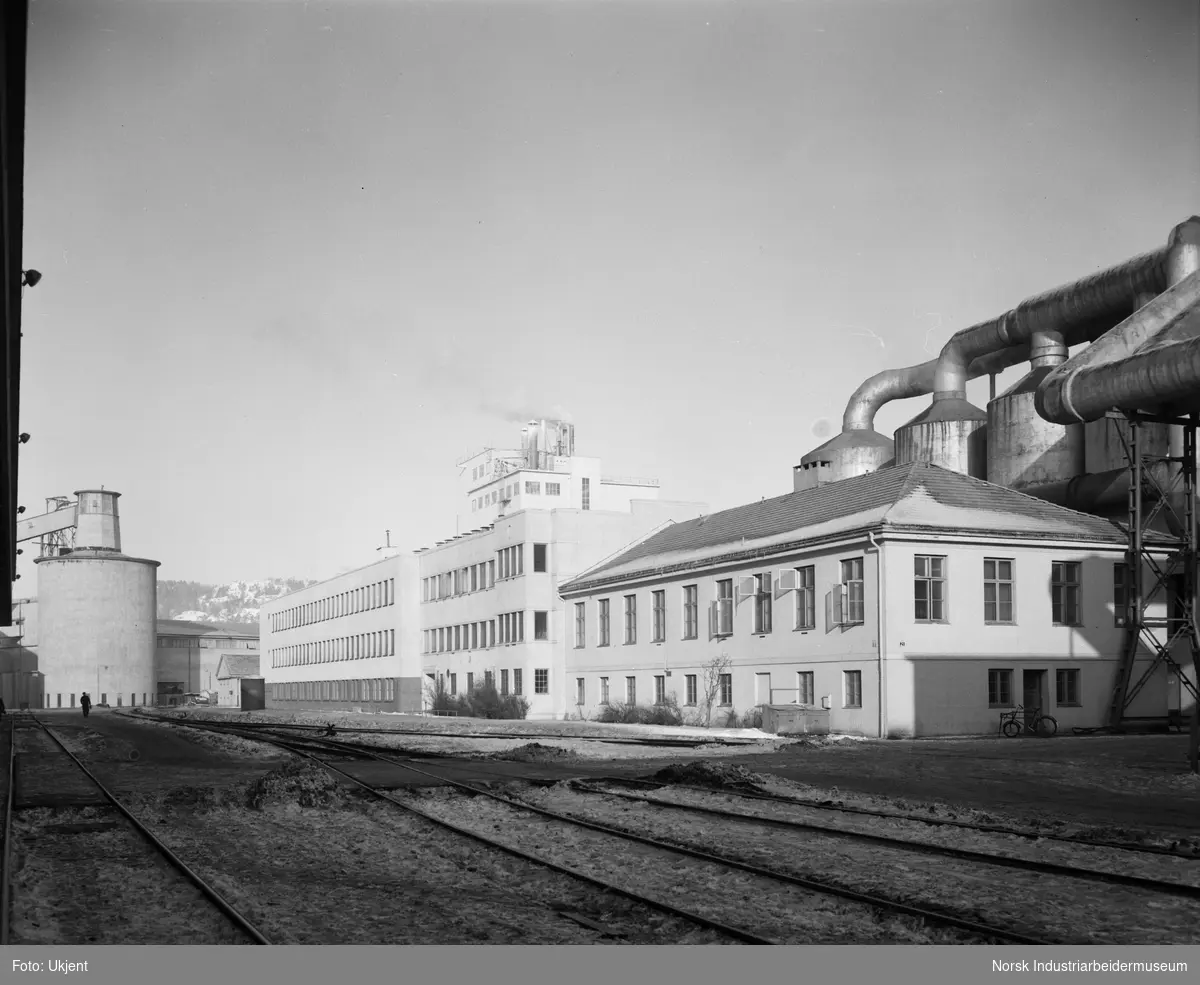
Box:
[0,0,30,626]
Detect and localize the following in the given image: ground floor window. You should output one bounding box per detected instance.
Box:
[500,669,509,695]
[843,670,862,709]
[450,673,457,695]
[797,671,814,705]
[1056,668,1080,706]
[685,674,697,706]
[988,668,1013,707]
[719,674,732,707]
[535,669,549,694]
[576,678,585,705]
[600,677,610,704]
[654,675,666,704]
[513,669,524,696]
[626,676,636,705]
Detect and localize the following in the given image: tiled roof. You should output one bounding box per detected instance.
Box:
[216,654,260,679]
[560,463,1153,593]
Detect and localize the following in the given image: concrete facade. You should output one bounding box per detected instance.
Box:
[259,552,423,713]
[419,499,706,720]
[34,550,159,710]
[559,464,1196,737]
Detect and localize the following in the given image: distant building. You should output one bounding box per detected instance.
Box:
[215,652,262,708]
[260,420,705,719]
[155,619,259,706]
[559,463,1191,737]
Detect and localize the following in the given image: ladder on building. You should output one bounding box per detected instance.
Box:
[1106,413,1200,745]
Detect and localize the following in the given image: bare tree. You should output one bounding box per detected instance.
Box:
[700,653,733,727]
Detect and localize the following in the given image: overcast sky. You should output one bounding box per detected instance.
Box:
[17,0,1200,586]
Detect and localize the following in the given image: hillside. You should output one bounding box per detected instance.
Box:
[157,578,319,627]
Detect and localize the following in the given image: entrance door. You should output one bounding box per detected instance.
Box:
[755,672,771,706]
[1023,669,1047,727]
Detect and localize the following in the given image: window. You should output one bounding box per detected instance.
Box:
[754,573,773,633]
[719,673,732,706]
[450,673,457,696]
[484,670,494,689]
[984,558,1014,624]
[546,482,561,496]
[535,669,549,694]
[598,599,611,646]
[525,481,541,494]
[574,602,586,648]
[654,675,666,705]
[795,566,816,630]
[841,558,865,625]
[500,669,509,695]
[843,670,862,709]
[533,543,548,572]
[988,669,1013,707]
[914,555,946,622]
[683,585,698,639]
[513,669,523,695]
[1056,668,1080,706]
[652,591,666,642]
[798,671,814,705]
[582,477,591,510]
[715,579,733,636]
[685,674,697,705]
[600,677,610,704]
[625,676,636,705]
[467,672,474,693]
[1113,563,1129,628]
[534,610,548,641]
[624,595,637,644]
[1052,561,1081,626]
[576,678,585,705]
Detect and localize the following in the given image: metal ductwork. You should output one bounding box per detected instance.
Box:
[803,218,1200,485]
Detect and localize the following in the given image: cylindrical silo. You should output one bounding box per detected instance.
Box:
[798,428,895,486]
[73,489,122,551]
[34,548,159,710]
[893,397,988,477]
[987,331,1085,491]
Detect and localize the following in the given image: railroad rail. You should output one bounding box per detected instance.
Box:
[0,715,271,945]
[598,775,1200,861]
[563,779,1200,900]
[160,715,1055,945]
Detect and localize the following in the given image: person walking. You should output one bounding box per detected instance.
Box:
[0,695,6,719]
[80,692,91,718]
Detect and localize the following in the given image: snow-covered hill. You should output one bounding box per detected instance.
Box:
[158,578,320,627]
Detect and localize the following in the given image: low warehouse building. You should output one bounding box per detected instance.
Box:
[215,653,262,709]
[559,463,1193,737]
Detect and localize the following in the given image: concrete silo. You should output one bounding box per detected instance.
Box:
[33,490,159,709]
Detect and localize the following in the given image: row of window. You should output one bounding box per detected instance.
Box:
[270,630,396,668]
[435,667,550,696]
[421,544,549,602]
[268,679,396,703]
[40,692,150,709]
[270,579,395,632]
[573,557,1158,647]
[423,611,551,653]
[471,481,563,511]
[988,668,1081,707]
[157,637,259,650]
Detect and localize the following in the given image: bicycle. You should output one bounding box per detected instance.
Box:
[999,705,1058,738]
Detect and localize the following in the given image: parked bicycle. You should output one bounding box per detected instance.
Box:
[999,705,1058,738]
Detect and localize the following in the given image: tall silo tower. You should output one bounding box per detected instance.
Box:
[34,489,159,710]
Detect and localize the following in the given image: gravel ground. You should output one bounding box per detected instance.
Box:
[119,762,734,944]
[7,805,252,945]
[506,781,1200,945]
[394,786,987,944]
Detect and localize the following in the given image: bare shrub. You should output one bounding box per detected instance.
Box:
[595,695,683,726]
[424,677,530,720]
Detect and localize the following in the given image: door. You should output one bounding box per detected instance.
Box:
[1023,669,1047,727]
[755,672,771,707]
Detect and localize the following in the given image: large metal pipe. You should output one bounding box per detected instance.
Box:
[841,246,1171,434]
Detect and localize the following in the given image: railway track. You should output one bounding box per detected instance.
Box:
[560,779,1200,900]
[161,714,1056,945]
[0,716,271,945]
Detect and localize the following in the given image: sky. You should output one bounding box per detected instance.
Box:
[16,0,1200,586]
